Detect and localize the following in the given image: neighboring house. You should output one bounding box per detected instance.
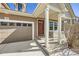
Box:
[0,3,75,49]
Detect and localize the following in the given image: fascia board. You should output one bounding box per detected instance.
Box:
[0,8,34,17]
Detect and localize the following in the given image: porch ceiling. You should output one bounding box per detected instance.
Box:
[37,9,58,20]
[37,3,68,20]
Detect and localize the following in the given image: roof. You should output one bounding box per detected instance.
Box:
[0,3,46,18]
[7,3,38,14]
[0,3,73,20]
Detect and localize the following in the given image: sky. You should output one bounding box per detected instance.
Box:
[70,3,79,17]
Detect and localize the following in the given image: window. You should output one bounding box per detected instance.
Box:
[18,3,22,11]
[23,23,27,26]
[16,23,21,26]
[49,22,53,30]
[49,21,58,31]
[28,24,32,27]
[1,22,8,26]
[54,22,57,30]
[9,22,15,26]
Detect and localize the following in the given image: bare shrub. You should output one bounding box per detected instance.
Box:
[64,23,79,50]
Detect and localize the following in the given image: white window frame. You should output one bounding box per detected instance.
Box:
[49,21,58,32]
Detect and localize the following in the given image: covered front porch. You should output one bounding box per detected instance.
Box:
[36,4,73,53]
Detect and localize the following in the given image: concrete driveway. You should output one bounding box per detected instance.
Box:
[0,40,44,56]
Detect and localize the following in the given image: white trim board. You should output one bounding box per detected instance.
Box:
[0,19,33,24]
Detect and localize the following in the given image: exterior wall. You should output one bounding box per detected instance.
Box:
[0,13,38,37]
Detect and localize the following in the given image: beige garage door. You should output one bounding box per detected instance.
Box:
[0,22,32,44]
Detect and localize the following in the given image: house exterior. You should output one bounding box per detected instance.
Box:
[0,3,75,51]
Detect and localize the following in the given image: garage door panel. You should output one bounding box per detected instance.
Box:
[0,26,32,44]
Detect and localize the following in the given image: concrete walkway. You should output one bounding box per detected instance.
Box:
[36,38,79,56]
[0,40,44,56]
[0,39,79,56]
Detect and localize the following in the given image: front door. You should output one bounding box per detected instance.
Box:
[38,20,44,36]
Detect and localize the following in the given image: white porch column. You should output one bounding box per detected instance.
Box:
[53,22,54,32]
[22,3,26,12]
[15,3,18,11]
[45,6,50,49]
[58,14,62,44]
